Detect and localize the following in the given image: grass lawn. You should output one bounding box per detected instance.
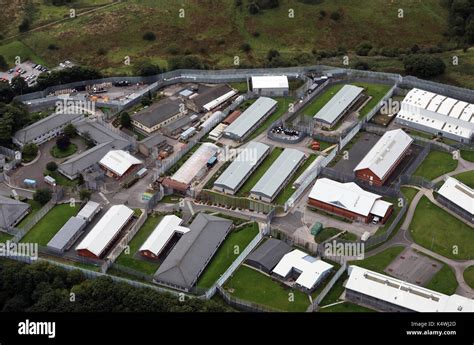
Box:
[160,194,182,204]
[314,227,341,244]
[463,266,474,289]
[0,232,13,243]
[44,170,79,187]
[401,187,420,205]
[302,84,345,117]
[230,82,249,93]
[249,97,295,140]
[115,214,163,275]
[197,223,259,288]
[413,151,458,180]
[349,246,405,274]
[236,147,284,197]
[50,144,78,158]
[224,265,310,312]
[16,200,42,229]
[315,140,337,152]
[319,273,347,306]
[461,150,474,163]
[274,154,317,205]
[410,196,474,260]
[353,82,392,119]
[425,264,458,295]
[453,170,474,188]
[20,204,80,245]
[320,302,374,312]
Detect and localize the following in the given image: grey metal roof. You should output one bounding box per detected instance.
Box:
[162,114,197,133]
[132,99,182,128]
[224,97,277,139]
[13,112,84,144]
[214,141,270,192]
[154,213,232,290]
[191,84,234,109]
[75,119,131,146]
[139,133,167,149]
[47,216,86,252]
[58,142,116,177]
[251,148,305,200]
[0,196,30,230]
[313,85,364,125]
[245,238,292,273]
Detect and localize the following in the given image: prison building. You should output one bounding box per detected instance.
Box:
[131,99,184,134]
[213,142,270,195]
[250,148,305,203]
[153,213,233,292]
[99,150,142,179]
[396,88,474,144]
[138,134,168,157]
[354,129,413,186]
[245,238,292,274]
[207,123,228,141]
[186,85,237,113]
[436,177,474,224]
[345,266,474,312]
[139,215,190,259]
[0,196,30,230]
[313,84,364,128]
[272,249,333,292]
[223,97,278,142]
[47,216,87,253]
[76,201,102,222]
[308,178,393,224]
[251,76,289,97]
[76,205,134,259]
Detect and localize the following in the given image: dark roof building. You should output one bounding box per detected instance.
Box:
[187,84,237,113]
[245,238,292,274]
[153,213,233,292]
[132,100,183,134]
[0,196,30,230]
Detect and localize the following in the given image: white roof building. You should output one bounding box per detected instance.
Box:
[396,88,473,143]
[308,178,392,218]
[76,205,134,258]
[251,76,289,90]
[171,143,220,185]
[272,249,333,290]
[437,177,474,215]
[346,266,474,312]
[99,150,142,177]
[77,201,101,222]
[139,215,190,257]
[354,129,413,181]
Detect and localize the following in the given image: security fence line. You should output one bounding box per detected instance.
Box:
[311,263,347,310]
[216,285,279,312]
[11,200,55,243]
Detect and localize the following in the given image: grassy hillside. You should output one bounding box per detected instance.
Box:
[1,0,471,87]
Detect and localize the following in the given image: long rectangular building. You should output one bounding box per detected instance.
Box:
[213,142,270,194]
[396,88,474,143]
[437,177,473,223]
[346,266,473,312]
[313,85,364,127]
[76,205,134,259]
[354,129,413,186]
[223,97,277,141]
[47,216,86,253]
[250,148,305,203]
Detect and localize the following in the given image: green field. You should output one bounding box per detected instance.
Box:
[314,227,341,244]
[223,265,310,312]
[44,170,79,187]
[0,232,13,243]
[463,266,474,289]
[249,97,295,140]
[320,302,374,313]
[319,273,347,306]
[461,150,474,163]
[236,147,284,197]
[425,264,458,295]
[20,204,80,245]
[409,196,474,260]
[349,246,405,275]
[274,154,317,205]
[453,171,474,189]
[353,82,392,119]
[197,222,259,289]
[16,199,42,229]
[401,187,420,205]
[302,84,345,117]
[413,151,458,181]
[50,143,78,158]
[115,214,163,275]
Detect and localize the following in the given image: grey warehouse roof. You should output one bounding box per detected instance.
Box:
[214,141,270,192]
[47,216,86,252]
[313,85,364,125]
[191,84,234,109]
[154,213,232,290]
[132,99,182,128]
[139,133,167,149]
[224,97,277,139]
[59,142,116,177]
[251,148,305,199]
[14,112,84,144]
[0,196,30,230]
[245,238,292,273]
